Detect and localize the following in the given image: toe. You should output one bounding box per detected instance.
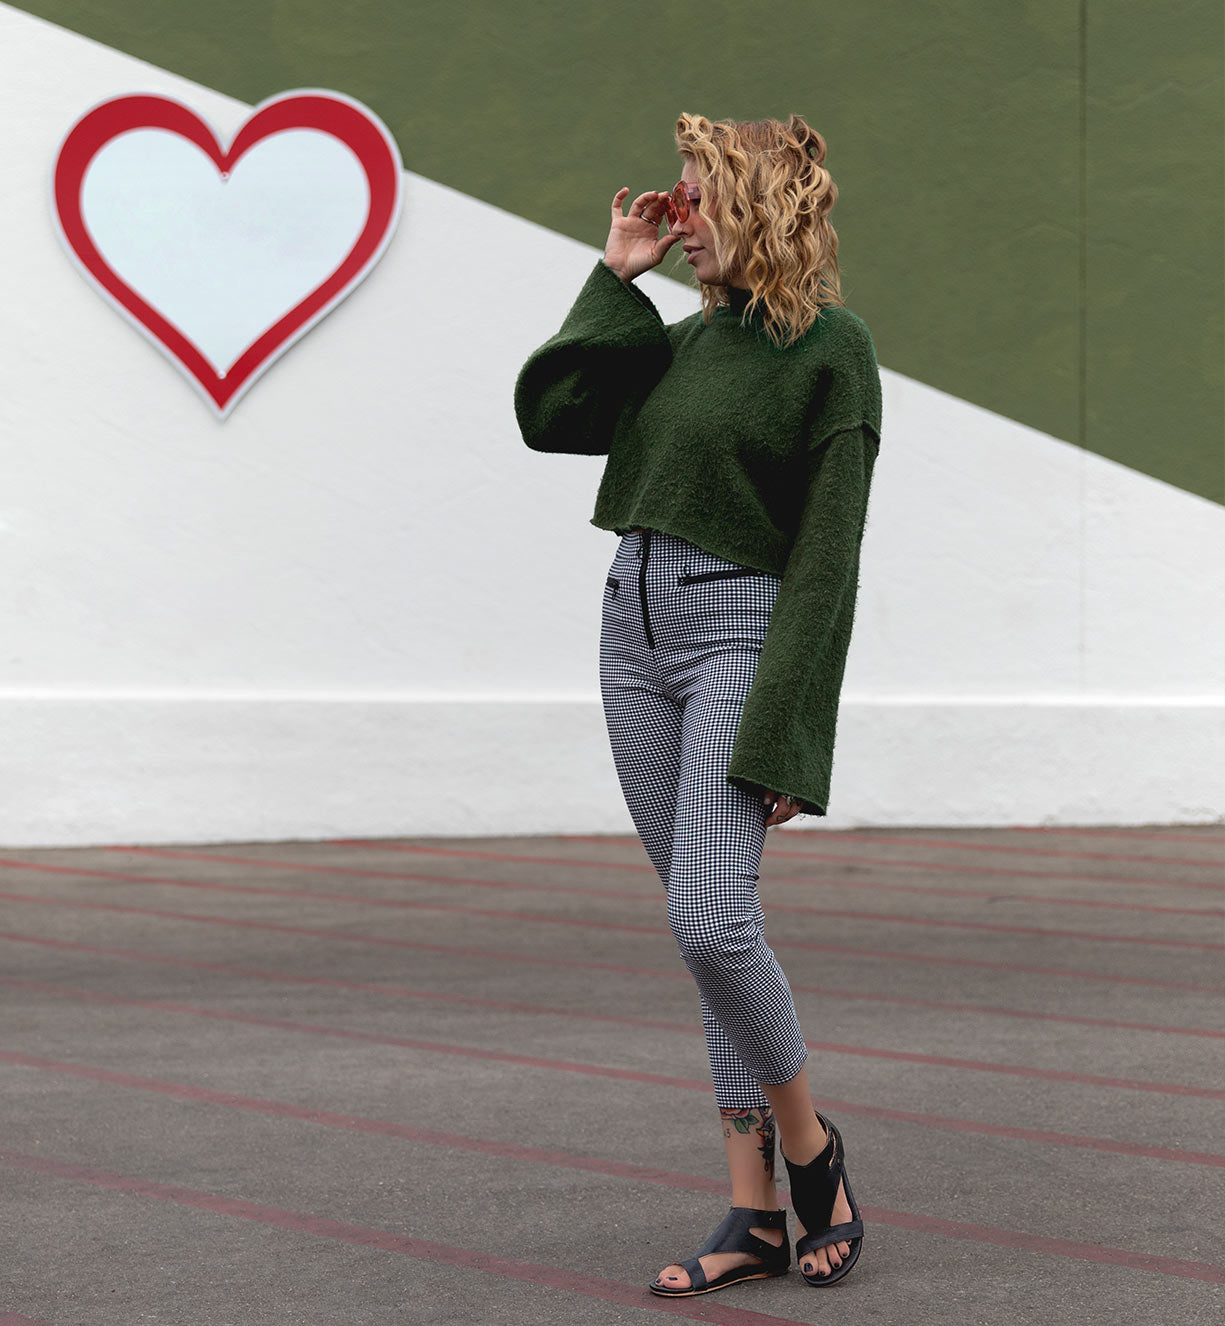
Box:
[801,1239,851,1278]
[801,1247,837,1278]
[655,1263,690,1289]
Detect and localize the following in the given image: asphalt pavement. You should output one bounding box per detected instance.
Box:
[2,824,1222,1324]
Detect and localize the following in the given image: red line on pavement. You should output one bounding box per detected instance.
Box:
[1003,826,1225,845]
[5,928,1222,1042]
[323,839,1222,893]
[2,891,1219,995]
[6,979,1224,1104]
[2,1077,1224,1283]
[89,845,1221,919]
[0,1147,799,1324]
[4,854,1216,953]
[776,882,1216,917]
[2,853,656,904]
[4,1030,1223,1168]
[771,831,1225,870]
[769,908,1216,951]
[562,827,1225,848]
[559,828,1225,870]
[765,845,1222,893]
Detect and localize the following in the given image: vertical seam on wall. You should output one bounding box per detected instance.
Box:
[1078,0,1088,692]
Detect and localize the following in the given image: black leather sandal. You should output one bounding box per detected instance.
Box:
[783,1111,864,1287]
[648,1205,790,1297]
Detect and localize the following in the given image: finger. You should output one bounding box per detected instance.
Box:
[629,189,662,220]
[652,216,682,239]
[764,793,798,827]
[611,186,629,215]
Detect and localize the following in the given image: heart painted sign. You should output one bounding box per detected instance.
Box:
[52,90,402,417]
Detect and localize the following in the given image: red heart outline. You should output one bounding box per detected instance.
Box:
[52,90,402,418]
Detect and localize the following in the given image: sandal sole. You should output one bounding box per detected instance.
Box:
[648,1268,789,1297]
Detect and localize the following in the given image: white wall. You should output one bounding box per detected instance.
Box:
[1,3,1221,844]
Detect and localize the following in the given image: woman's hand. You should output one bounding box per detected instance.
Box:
[763,791,803,828]
[603,187,683,284]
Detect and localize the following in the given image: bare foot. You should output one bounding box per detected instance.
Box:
[654,1223,785,1291]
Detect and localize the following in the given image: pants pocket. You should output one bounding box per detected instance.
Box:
[677,567,770,586]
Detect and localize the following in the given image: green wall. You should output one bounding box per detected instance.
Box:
[1086,1,1222,497]
[14,0,1224,501]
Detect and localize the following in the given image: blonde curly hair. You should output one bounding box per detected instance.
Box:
[673,113,844,345]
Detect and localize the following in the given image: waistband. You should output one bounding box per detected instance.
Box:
[619,525,734,563]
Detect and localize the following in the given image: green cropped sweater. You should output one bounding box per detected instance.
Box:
[513,259,882,816]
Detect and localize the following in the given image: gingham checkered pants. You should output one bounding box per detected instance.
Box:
[599,527,809,1109]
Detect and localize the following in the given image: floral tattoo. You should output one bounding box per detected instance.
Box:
[719,1106,777,1178]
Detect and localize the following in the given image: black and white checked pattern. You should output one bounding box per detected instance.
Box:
[599,528,809,1108]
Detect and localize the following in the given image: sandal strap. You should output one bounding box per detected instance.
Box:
[661,1205,789,1283]
[797,1218,865,1257]
[783,1140,838,1232]
[746,1205,788,1231]
[784,1115,863,1249]
[677,1254,708,1291]
[693,1206,788,1259]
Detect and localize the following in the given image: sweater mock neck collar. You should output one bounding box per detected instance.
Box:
[715,283,760,322]
[725,284,753,315]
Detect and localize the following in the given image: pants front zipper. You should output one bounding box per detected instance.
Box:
[638,528,655,649]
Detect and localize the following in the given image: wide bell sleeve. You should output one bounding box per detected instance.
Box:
[726,421,880,816]
[513,260,674,455]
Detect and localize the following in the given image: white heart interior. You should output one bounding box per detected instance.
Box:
[80,127,371,375]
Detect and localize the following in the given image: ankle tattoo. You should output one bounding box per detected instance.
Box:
[757,1108,777,1179]
[719,1106,777,1180]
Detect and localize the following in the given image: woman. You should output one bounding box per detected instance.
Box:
[514,113,881,1296]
